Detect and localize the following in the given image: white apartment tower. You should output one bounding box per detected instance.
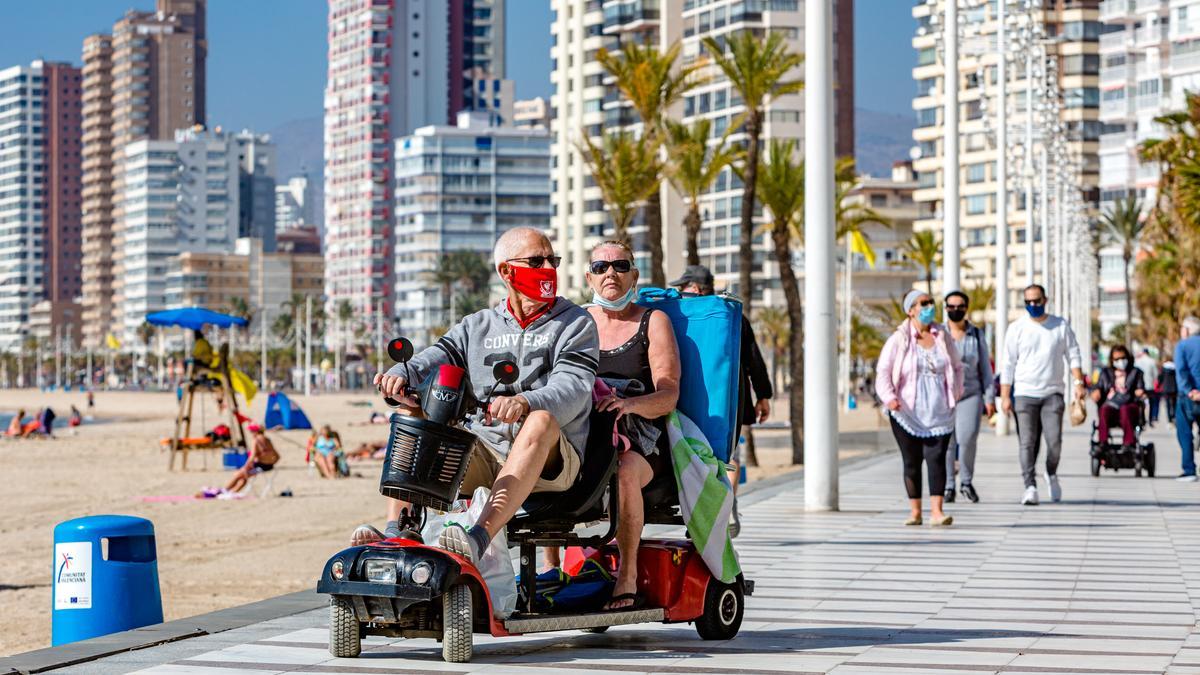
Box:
[393,112,551,345]
[911,1,1101,321]
[550,0,853,301]
[117,128,272,342]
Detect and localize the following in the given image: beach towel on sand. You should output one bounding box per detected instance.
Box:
[666,410,740,584]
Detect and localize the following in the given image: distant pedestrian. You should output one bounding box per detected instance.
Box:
[943,291,994,504]
[1135,348,1159,426]
[1172,316,1200,482]
[1000,284,1086,506]
[1159,361,1178,427]
[671,264,773,538]
[875,290,963,527]
[86,390,94,410]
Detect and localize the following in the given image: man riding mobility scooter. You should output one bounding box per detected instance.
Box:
[316,290,752,663]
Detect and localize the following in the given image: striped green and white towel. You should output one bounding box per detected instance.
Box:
[666,410,741,584]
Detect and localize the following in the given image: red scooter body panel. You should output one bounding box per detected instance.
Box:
[635,539,709,622]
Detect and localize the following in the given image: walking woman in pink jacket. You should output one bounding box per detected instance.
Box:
[875,289,964,526]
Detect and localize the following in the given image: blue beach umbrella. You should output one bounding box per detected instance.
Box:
[145,307,249,331]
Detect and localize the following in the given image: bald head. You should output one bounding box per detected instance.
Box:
[494,227,553,269]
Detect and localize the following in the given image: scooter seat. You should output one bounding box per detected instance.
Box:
[512,411,619,526]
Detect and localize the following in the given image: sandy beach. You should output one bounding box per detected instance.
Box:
[0,388,881,656]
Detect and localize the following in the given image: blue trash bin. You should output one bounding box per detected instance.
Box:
[52,515,163,645]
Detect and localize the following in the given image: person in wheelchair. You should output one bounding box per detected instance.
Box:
[581,240,680,610]
[363,227,600,563]
[1090,344,1147,451]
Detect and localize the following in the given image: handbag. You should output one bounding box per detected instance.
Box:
[1069,397,1087,426]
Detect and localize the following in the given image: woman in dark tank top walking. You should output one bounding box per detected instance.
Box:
[585,240,680,610]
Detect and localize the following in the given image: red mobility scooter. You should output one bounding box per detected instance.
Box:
[316,336,751,663]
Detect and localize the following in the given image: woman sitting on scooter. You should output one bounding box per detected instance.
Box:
[579,240,680,610]
[1091,344,1146,450]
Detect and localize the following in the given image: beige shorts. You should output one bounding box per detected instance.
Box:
[459,434,580,496]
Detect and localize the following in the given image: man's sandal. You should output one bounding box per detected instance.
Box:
[604,593,646,612]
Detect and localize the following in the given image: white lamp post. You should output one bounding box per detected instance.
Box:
[804,0,838,512]
[995,0,1011,435]
[943,0,961,293]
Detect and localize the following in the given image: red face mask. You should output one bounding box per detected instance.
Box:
[507,264,558,303]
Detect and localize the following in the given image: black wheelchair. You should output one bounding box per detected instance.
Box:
[1089,401,1156,478]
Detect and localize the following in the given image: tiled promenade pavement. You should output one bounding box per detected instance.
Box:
[75,422,1200,674]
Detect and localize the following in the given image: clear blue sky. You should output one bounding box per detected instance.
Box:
[0,0,914,131]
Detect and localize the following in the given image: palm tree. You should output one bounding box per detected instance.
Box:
[754,306,790,393]
[577,131,664,246]
[426,251,493,325]
[833,157,890,258]
[703,31,803,317]
[597,41,703,287]
[901,230,942,295]
[664,119,738,266]
[966,282,996,325]
[1099,196,1146,332]
[227,297,253,322]
[755,139,806,464]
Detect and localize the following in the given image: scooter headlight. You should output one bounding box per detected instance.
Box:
[330,560,345,580]
[410,562,433,585]
[365,559,397,583]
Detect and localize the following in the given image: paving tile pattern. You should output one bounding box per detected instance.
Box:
[67,424,1200,674]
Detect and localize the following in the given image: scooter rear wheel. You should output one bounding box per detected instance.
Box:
[442,583,473,663]
[696,577,744,640]
[329,596,361,658]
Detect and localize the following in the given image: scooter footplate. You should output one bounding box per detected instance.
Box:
[503,608,665,634]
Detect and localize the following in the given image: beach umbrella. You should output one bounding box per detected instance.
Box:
[145,307,249,330]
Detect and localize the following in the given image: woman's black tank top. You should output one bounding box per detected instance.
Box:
[597,308,656,392]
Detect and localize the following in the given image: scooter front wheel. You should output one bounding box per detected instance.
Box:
[442,583,473,663]
[695,577,744,641]
[329,596,361,658]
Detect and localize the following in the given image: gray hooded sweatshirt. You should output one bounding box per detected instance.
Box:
[387,298,599,459]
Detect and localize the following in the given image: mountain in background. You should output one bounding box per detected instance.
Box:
[854,107,914,179]
[268,116,324,229]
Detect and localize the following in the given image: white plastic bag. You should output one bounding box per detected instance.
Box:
[422,486,517,618]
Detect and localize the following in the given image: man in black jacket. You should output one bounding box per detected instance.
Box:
[671,265,773,537]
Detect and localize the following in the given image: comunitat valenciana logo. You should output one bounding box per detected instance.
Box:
[57,551,83,583]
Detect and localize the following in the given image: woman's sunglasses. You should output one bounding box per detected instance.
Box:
[918,299,935,307]
[506,255,562,269]
[589,259,634,274]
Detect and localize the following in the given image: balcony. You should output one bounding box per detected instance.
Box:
[1099,96,1133,120]
[1100,30,1131,53]
[1169,49,1200,75]
[1099,0,1135,21]
[1134,0,1164,14]
[1099,131,1135,152]
[1099,63,1132,87]
[1133,22,1168,48]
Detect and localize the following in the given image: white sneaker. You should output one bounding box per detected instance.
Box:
[1021,486,1039,505]
[1046,473,1062,502]
[1177,473,1198,482]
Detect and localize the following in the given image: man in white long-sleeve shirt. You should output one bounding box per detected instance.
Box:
[1000,284,1086,505]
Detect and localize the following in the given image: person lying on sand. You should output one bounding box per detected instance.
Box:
[199,424,279,497]
[346,440,387,460]
[5,409,25,437]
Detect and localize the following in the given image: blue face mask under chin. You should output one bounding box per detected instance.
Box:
[592,285,637,311]
[1026,303,1046,318]
[918,306,936,325]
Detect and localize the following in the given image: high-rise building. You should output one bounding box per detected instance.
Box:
[80,0,207,348]
[549,0,855,301]
[910,1,1100,321]
[324,0,510,323]
[393,112,551,345]
[0,61,83,352]
[236,132,277,251]
[1096,0,1191,337]
[275,173,316,230]
[117,127,272,342]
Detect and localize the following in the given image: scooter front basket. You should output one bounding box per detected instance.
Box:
[379,414,476,510]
